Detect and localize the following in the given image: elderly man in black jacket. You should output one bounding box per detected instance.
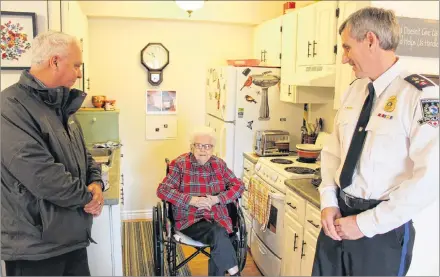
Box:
[1,30,106,276]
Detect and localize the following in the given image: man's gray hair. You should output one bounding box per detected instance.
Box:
[339,7,400,51]
[190,126,216,147]
[31,30,79,66]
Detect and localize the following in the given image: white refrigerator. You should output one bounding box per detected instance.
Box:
[205,66,304,178]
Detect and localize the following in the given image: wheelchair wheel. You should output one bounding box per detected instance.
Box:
[237,207,248,272]
[152,203,164,276]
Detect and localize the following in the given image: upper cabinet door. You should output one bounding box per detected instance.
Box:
[253,23,265,62]
[281,11,298,84]
[315,1,338,65]
[253,16,282,67]
[334,1,371,110]
[296,5,316,66]
[264,16,282,67]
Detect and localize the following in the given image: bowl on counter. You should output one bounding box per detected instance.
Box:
[92,95,106,108]
[296,143,322,163]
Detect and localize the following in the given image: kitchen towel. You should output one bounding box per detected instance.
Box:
[248,176,272,232]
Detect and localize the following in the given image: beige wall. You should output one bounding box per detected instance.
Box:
[88,17,254,213]
[0,1,51,91]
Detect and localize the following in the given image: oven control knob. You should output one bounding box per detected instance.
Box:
[271,175,278,181]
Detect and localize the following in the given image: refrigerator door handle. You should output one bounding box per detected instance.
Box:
[219,125,226,160]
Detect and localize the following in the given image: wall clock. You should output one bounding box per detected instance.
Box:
[141,43,169,86]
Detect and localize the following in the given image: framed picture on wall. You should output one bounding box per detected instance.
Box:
[146,90,177,114]
[1,11,37,70]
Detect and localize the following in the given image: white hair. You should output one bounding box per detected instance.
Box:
[190,126,216,146]
[31,30,79,66]
[339,7,400,51]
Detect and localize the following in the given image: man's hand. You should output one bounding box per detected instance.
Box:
[321,207,342,241]
[189,196,212,210]
[334,215,364,240]
[84,182,104,217]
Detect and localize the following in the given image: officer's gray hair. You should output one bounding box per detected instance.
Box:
[339,7,400,51]
[31,30,80,66]
[190,126,216,147]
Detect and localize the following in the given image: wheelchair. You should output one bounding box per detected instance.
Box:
[152,158,248,276]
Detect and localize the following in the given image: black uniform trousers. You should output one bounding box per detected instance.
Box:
[4,248,90,276]
[312,197,415,276]
[180,220,238,276]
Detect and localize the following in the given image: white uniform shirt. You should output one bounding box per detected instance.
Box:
[319,58,439,238]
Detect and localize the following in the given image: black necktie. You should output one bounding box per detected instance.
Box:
[339,83,375,190]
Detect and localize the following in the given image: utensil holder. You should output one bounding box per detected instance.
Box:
[302,134,317,144]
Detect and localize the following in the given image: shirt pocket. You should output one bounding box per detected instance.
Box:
[337,110,358,153]
[364,117,408,163]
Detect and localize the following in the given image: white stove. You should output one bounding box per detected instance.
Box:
[254,155,320,193]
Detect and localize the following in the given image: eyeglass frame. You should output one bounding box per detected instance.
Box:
[192,143,214,150]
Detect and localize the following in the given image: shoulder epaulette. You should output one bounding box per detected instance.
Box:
[404,74,435,91]
[349,78,360,86]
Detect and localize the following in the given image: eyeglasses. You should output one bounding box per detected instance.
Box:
[193,143,214,150]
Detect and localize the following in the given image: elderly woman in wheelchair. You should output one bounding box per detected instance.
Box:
[155,127,246,276]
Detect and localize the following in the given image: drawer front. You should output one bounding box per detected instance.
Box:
[285,190,306,224]
[243,176,250,192]
[75,111,119,143]
[243,158,254,178]
[304,202,321,237]
[251,230,282,276]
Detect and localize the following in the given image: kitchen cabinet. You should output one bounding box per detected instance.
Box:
[282,211,303,276]
[281,190,321,276]
[296,1,339,67]
[254,16,282,67]
[61,1,90,93]
[88,204,123,276]
[280,83,334,104]
[300,230,318,276]
[334,1,370,110]
[280,11,298,85]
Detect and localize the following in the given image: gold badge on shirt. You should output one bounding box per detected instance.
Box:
[384,96,397,112]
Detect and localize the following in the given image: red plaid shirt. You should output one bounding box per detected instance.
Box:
[156,153,245,234]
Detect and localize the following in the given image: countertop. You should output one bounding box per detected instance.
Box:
[87,145,121,206]
[243,152,260,164]
[284,178,320,208]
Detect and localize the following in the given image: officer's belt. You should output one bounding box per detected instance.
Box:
[339,190,385,211]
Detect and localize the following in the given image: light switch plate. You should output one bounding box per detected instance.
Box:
[145,115,177,140]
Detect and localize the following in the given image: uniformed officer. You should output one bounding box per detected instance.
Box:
[313,7,439,276]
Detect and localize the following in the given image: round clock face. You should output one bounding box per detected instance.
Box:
[142,44,169,70]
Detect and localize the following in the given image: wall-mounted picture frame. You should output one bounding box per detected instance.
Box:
[146,90,177,114]
[1,11,37,70]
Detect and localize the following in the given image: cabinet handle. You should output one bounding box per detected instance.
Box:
[293,233,298,251]
[287,202,297,210]
[301,241,306,259]
[301,241,306,258]
[307,219,320,229]
[313,40,317,57]
[288,85,292,96]
[307,41,311,57]
[87,78,90,90]
[260,50,263,61]
[262,50,267,62]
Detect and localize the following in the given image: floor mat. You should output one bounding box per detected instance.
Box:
[122,220,191,276]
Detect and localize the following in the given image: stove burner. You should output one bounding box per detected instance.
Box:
[270,158,294,165]
[297,158,316,164]
[285,167,316,174]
